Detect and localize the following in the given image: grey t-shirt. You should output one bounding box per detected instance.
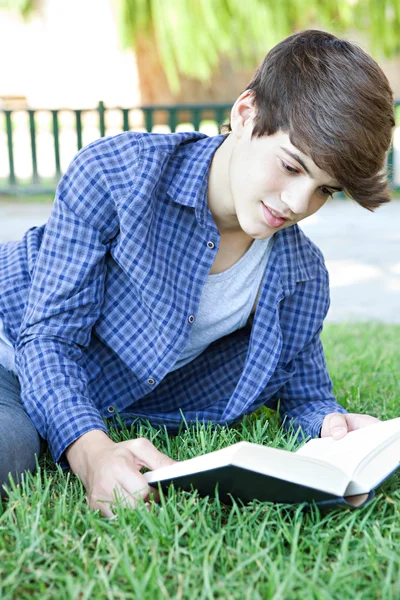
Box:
[170,235,275,372]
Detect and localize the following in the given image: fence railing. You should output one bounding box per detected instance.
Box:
[1,100,399,195]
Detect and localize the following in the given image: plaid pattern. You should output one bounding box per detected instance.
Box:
[0,131,347,469]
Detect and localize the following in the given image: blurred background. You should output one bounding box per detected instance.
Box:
[0,0,399,322]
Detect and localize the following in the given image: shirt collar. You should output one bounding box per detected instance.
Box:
[273,225,321,297]
[167,133,228,229]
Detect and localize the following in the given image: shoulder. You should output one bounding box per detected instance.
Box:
[66,128,206,163]
[75,130,207,163]
[276,226,331,330]
[55,131,207,230]
[62,130,208,193]
[297,226,328,277]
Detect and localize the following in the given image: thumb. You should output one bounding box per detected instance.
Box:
[323,413,348,440]
[128,437,178,471]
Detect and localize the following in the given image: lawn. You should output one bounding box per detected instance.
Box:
[0,323,399,599]
[1,192,400,204]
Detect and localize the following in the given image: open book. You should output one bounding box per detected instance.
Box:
[144,417,400,509]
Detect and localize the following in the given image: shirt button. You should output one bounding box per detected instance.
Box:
[107,406,115,414]
[188,315,195,323]
[207,241,215,249]
[147,377,156,385]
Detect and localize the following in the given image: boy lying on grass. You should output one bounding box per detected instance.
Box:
[0,30,394,517]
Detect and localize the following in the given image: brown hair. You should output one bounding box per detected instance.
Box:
[222,30,396,210]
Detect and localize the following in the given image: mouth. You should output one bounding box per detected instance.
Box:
[261,202,290,228]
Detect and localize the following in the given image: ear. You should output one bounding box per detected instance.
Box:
[230,90,256,138]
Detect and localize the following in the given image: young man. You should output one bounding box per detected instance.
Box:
[0,30,394,517]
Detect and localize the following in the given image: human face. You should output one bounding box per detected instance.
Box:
[227,101,343,239]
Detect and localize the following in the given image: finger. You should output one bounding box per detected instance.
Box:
[112,485,143,510]
[89,482,144,518]
[127,437,178,471]
[117,470,161,506]
[329,413,348,440]
[345,413,381,432]
[112,485,157,514]
[148,484,161,503]
[89,496,117,519]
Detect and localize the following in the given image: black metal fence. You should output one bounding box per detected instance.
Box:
[1,101,399,195]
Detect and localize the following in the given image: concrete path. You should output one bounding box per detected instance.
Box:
[0,199,399,323]
[301,199,400,323]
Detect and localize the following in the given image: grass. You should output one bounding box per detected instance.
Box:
[0,193,54,204]
[1,192,400,205]
[0,323,399,599]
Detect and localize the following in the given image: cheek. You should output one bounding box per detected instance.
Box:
[271,169,288,192]
[308,195,328,215]
[263,160,290,195]
[230,163,263,202]
[245,165,283,200]
[228,150,253,196]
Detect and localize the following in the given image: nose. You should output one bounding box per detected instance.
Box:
[281,185,313,216]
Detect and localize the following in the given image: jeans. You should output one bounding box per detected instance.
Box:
[0,364,46,496]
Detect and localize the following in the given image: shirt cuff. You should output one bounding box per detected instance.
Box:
[282,402,348,442]
[47,406,109,466]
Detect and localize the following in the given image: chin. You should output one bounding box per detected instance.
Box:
[244,224,271,240]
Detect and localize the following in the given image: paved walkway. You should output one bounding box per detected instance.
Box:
[0,199,399,323]
[301,199,400,323]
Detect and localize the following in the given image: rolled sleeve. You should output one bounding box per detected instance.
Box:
[15,145,118,465]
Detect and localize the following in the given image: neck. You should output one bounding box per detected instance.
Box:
[207,134,245,236]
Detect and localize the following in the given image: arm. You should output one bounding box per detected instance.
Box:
[15,139,177,516]
[276,326,348,441]
[276,330,382,441]
[15,142,118,466]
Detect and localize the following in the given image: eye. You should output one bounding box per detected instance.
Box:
[281,160,300,175]
[319,187,333,198]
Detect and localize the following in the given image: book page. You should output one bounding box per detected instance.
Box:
[295,417,400,478]
[145,440,350,497]
[345,436,400,495]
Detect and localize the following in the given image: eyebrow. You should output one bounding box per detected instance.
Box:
[280,146,343,192]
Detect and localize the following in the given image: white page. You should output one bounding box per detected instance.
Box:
[295,417,400,478]
[145,440,350,496]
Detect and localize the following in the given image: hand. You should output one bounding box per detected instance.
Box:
[320,412,381,440]
[67,432,177,518]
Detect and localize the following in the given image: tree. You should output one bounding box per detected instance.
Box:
[5,0,400,103]
[115,0,400,103]
[0,0,35,17]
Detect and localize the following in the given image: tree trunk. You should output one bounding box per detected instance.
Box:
[135,28,255,125]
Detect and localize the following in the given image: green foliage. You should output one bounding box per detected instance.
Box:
[4,0,400,93]
[115,0,400,92]
[0,0,35,18]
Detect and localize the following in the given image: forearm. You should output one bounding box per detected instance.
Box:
[276,327,348,440]
[15,337,109,464]
[12,142,119,473]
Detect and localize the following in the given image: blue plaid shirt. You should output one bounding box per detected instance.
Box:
[0,131,347,469]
